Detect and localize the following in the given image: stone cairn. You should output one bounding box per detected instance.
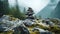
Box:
[25,7,34,20]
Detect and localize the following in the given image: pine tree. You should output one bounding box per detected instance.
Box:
[0,0,9,17]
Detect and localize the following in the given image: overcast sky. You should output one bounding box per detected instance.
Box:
[8,0,50,14]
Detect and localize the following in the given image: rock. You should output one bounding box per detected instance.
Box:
[0,15,24,32]
[23,19,35,26]
[32,27,52,34]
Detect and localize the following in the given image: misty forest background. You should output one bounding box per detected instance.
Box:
[0,0,26,20]
[0,0,60,19]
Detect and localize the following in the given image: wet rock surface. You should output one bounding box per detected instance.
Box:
[0,15,60,34]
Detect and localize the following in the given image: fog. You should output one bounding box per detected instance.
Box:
[8,0,50,14]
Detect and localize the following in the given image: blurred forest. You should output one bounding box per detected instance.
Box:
[0,0,26,20]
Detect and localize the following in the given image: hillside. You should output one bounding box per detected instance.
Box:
[50,1,60,18]
[36,0,59,18]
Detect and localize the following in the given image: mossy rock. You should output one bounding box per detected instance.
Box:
[0,30,14,34]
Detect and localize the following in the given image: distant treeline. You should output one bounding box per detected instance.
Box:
[0,0,26,20]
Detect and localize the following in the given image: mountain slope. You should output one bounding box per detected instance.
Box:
[50,1,60,18]
[36,0,59,18]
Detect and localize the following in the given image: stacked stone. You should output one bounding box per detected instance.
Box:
[26,7,34,19]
